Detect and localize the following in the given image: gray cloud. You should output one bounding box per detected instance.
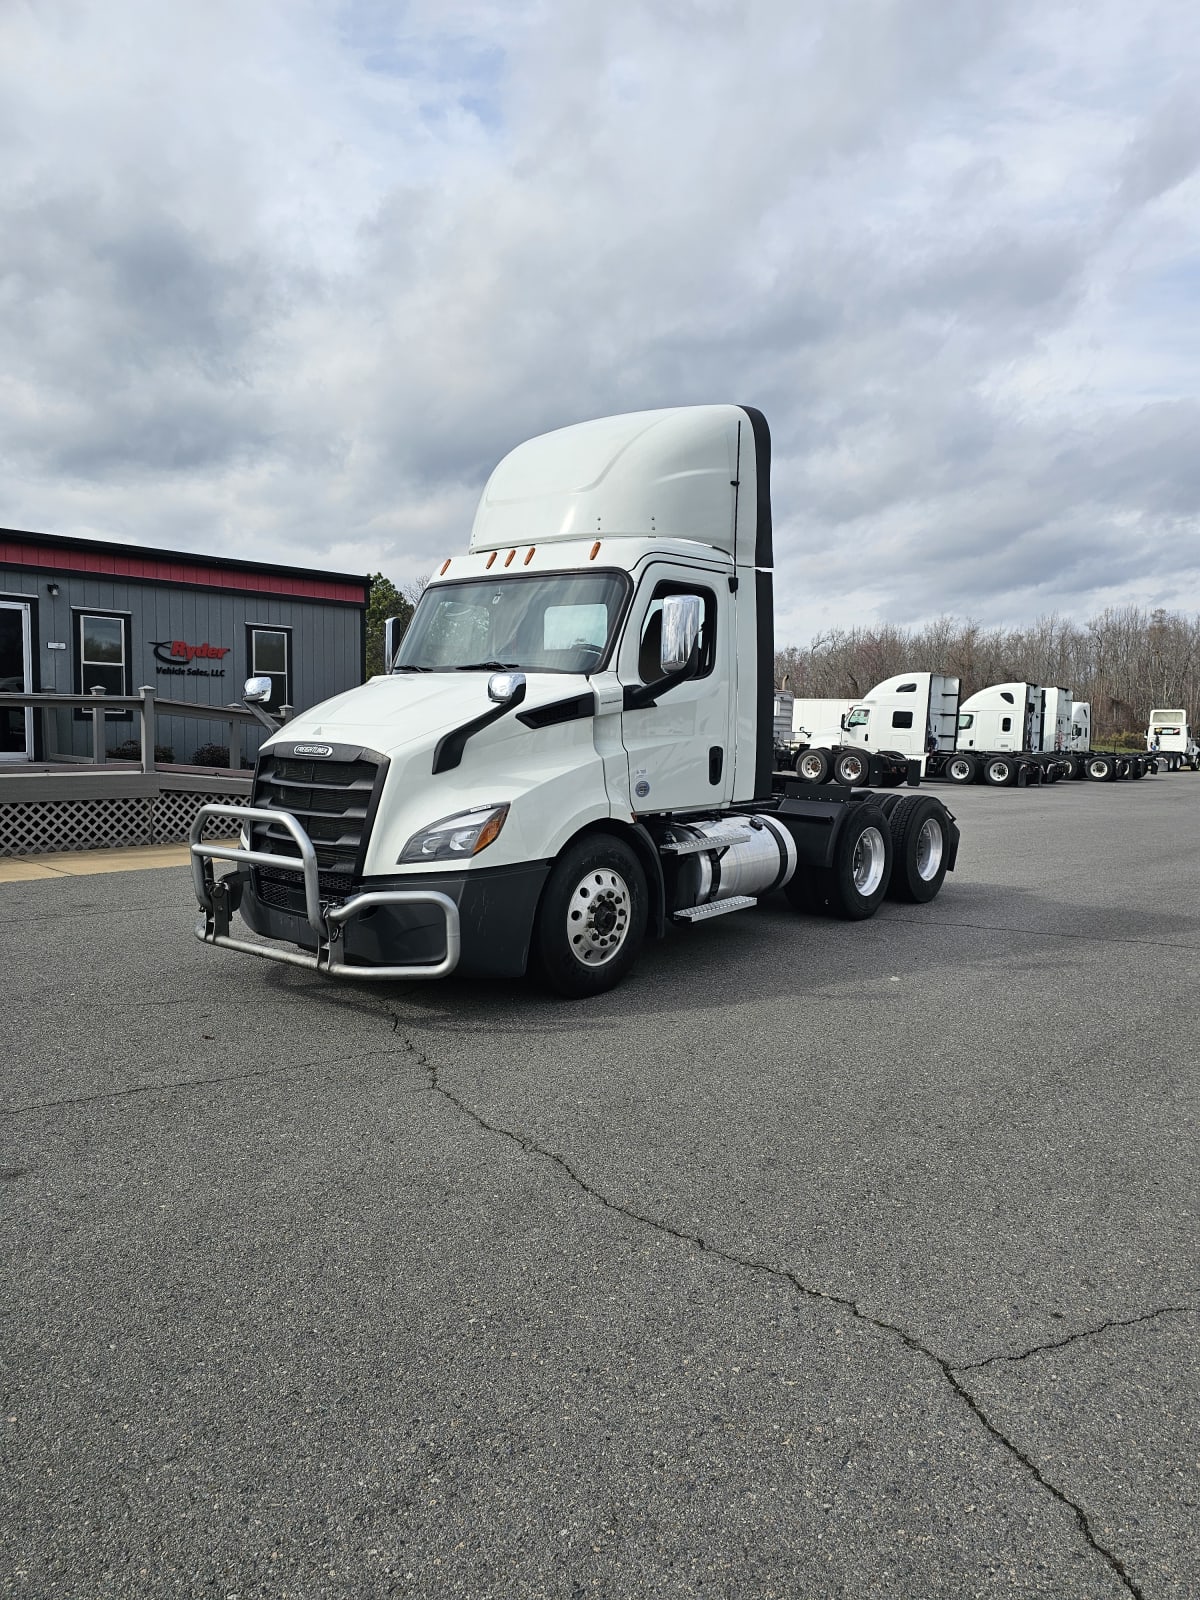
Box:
[0,0,1198,645]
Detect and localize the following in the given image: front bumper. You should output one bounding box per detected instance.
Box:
[190,803,549,980]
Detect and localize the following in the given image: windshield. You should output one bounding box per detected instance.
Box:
[395,571,629,674]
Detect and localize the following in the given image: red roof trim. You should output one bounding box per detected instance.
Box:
[0,538,369,605]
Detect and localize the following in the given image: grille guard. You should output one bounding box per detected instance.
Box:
[189,803,461,981]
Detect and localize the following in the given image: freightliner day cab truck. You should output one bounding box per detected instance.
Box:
[190,405,960,997]
[1146,709,1200,771]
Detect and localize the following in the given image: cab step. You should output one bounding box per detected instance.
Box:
[673,895,758,923]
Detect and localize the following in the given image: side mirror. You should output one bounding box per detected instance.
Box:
[487,670,527,706]
[383,616,402,672]
[839,713,847,731]
[659,594,702,675]
[244,676,273,704]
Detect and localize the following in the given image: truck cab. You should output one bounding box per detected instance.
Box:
[837,673,961,771]
[956,682,1044,753]
[1146,709,1200,770]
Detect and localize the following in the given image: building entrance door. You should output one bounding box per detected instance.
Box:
[0,601,34,761]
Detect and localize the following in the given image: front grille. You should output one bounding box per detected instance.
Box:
[249,746,386,913]
[257,867,354,911]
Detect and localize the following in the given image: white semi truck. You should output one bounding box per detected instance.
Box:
[189,405,960,997]
[786,676,1156,787]
[785,673,956,787]
[949,682,1159,784]
[1146,709,1199,771]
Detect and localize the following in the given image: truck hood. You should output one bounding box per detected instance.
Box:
[263,672,586,759]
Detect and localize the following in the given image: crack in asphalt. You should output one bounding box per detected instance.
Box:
[953,1305,1194,1370]
[393,1022,1152,1600]
[0,1049,417,1119]
[881,911,1200,958]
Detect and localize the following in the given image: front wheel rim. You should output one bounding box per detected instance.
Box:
[851,827,887,897]
[915,818,944,880]
[568,868,631,966]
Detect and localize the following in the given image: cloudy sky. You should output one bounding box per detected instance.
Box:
[2,0,1198,645]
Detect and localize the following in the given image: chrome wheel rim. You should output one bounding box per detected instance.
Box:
[851,826,887,897]
[915,818,943,880]
[568,868,631,966]
[799,754,825,779]
[842,756,867,783]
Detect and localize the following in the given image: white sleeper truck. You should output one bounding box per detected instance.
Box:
[949,682,1157,784]
[191,405,960,997]
[1146,709,1199,771]
[791,673,958,787]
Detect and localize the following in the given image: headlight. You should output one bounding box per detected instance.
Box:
[398,803,510,864]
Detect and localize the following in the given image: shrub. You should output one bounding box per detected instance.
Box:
[110,738,175,763]
[191,743,231,767]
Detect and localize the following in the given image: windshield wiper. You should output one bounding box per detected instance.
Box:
[454,660,522,671]
[392,663,432,672]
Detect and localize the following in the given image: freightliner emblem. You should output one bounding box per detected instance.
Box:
[293,744,333,757]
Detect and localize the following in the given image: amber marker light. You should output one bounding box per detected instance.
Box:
[504,548,516,567]
[485,551,497,569]
[589,540,601,560]
[439,558,451,575]
[472,810,507,853]
[524,547,536,565]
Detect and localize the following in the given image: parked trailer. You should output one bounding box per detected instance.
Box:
[189,405,961,998]
[1146,708,1200,771]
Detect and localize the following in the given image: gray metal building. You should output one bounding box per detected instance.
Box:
[1,527,370,768]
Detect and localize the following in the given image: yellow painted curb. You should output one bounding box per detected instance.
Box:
[0,841,233,882]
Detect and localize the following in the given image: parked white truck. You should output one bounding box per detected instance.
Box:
[948,682,1157,784]
[1146,709,1199,771]
[785,673,956,787]
[190,405,960,996]
[785,677,1155,786]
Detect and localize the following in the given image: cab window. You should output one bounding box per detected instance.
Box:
[845,708,869,729]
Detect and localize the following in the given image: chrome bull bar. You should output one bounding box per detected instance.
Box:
[189,803,461,980]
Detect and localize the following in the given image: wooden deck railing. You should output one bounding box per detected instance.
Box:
[0,686,291,772]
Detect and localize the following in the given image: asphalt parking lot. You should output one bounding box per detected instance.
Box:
[2,776,1197,1599]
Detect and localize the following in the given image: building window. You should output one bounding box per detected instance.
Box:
[73,610,132,719]
[247,625,291,713]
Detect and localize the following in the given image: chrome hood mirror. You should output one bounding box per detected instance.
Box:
[487,670,527,706]
[244,675,273,704]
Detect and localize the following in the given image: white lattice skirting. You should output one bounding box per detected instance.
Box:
[0,793,237,857]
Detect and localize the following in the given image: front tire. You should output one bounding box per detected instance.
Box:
[532,836,647,997]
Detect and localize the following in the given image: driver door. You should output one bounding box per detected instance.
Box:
[617,564,733,812]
